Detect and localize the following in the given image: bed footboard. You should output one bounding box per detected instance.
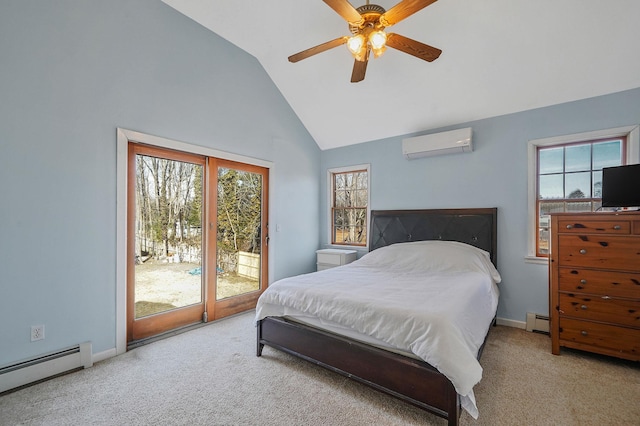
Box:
[257,316,460,425]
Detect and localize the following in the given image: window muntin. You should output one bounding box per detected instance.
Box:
[331,168,368,246]
[536,138,624,256]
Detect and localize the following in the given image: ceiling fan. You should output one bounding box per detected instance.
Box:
[288,0,442,83]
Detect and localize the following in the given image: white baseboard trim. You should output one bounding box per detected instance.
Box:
[496,317,526,329]
[92,348,117,364]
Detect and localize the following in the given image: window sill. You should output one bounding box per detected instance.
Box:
[525,255,549,265]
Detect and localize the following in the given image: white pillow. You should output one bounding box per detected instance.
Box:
[356,240,501,283]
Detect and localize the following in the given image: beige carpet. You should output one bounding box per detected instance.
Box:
[1,311,639,425]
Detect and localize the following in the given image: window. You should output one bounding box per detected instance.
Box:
[527,126,639,262]
[329,165,369,246]
[537,138,624,255]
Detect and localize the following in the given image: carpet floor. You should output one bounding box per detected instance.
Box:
[1,311,639,425]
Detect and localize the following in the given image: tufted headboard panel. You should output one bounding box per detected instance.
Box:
[369,208,498,267]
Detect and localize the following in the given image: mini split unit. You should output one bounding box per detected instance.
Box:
[402,127,473,159]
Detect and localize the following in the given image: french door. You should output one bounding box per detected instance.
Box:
[127,144,268,342]
[207,159,269,320]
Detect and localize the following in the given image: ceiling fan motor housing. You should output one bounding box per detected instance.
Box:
[349,4,386,34]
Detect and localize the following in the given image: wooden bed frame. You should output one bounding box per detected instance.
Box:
[256,208,498,425]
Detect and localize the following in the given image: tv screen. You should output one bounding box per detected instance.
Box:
[601,164,640,208]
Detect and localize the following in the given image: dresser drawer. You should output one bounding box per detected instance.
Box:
[559,318,640,358]
[558,268,640,299]
[557,219,630,234]
[558,293,640,328]
[557,235,640,271]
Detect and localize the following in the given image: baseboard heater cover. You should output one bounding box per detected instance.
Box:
[0,342,92,393]
[525,313,550,334]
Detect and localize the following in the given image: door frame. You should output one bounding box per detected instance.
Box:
[207,158,269,320]
[116,128,274,355]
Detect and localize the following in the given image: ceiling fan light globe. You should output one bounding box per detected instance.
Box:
[369,30,387,50]
[347,34,365,55]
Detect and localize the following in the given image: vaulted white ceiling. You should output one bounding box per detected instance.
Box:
[162,0,640,150]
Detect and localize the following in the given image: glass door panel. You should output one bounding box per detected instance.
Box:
[134,154,204,317]
[208,159,268,320]
[216,166,262,300]
[128,144,206,342]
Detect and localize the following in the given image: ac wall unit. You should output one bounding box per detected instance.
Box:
[402,127,472,159]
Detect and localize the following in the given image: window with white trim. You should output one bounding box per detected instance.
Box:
[329,165,370,247]
[537,138,624,255]
[527,126,639,261]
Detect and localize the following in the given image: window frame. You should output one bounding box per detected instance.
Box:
[327,164,370,248]
[526,126,640,264]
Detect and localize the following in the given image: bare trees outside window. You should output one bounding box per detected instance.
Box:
[331,168,368,246]
[134,154,204,318]
[215,167,263,300]
[136,155,203,264]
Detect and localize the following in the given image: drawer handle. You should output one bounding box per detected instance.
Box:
[580,305,588,310]
[613,225,621,230]
[580,279,587,284]
[567,223,586,229]
[602,295,611,300]
[579,249,587,254]
[581,330,588,336]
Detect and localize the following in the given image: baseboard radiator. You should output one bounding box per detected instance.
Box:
[525,313,550,334]
[0,342,92,393]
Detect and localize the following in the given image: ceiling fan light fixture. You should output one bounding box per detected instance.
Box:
[288,0,441,82]
[347,34,365,55]
[369,30,387,49]
[369,30,387,58]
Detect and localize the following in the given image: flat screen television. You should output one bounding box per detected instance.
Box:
[601,164,640,208]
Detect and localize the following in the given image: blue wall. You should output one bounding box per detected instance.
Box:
[320,87,640,323]
[2,0,639,370]
[0,1,320,366]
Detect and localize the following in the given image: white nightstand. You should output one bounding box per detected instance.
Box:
[316,249,358,271]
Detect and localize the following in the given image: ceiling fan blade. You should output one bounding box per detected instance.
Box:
[381,0,437,27]
[386,33,441,62]
[288,37,349,63]
[323,0,363,25]
[350,49,369,83]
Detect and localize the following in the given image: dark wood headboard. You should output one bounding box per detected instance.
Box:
[369,208,498,267]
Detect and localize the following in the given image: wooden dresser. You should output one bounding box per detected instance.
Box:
[549,211,640,361]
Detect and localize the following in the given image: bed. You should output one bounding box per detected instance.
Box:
[255,208,499,425]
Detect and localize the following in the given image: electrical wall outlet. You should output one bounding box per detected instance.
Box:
[31,325,45,341]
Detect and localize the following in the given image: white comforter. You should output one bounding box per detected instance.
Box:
[255,241,501,418]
